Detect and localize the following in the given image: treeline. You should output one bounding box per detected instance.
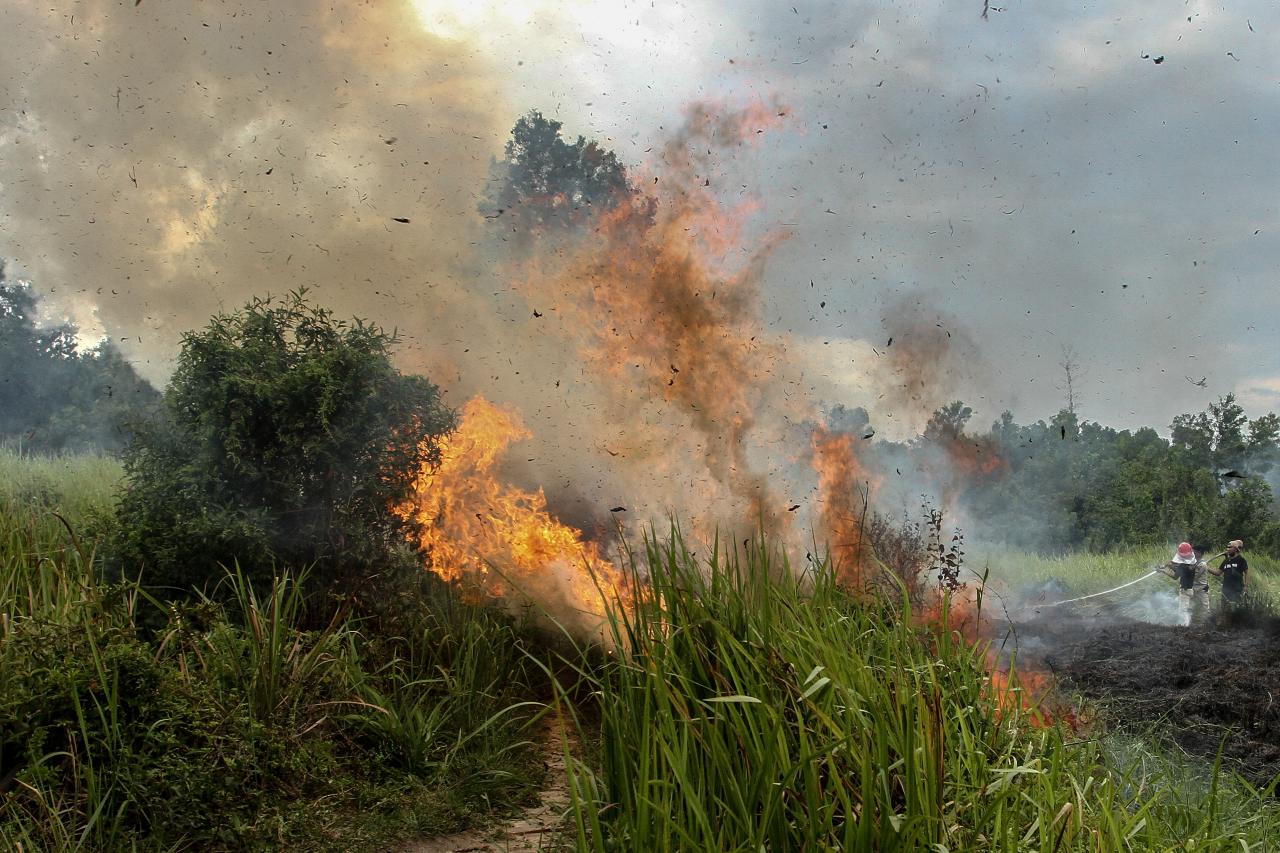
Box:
[0,266,158,452]
[865,398,1280,556]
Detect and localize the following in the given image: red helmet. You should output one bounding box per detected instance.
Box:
[1177,542,1194,558]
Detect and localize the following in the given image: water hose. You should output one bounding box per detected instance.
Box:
[1036,549,1234,609]
[1039,569,1161,608]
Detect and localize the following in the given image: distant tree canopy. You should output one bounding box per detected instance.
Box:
[112,291,455,593]
[481,110,647,239]
[891,394,1280,555]
[0,266,157,452]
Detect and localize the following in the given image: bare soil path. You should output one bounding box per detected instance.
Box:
[399,712,577,853]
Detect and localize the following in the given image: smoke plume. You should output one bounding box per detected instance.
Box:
[0,0,505,380]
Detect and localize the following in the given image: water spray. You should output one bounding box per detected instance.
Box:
[1038,569,1161,608]
[1038,550,1229,609]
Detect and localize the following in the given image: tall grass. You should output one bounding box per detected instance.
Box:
[0,452,547,850]
[0,449,122,525]
[556,532,1280,851]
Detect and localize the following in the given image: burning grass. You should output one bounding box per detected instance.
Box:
[394,395,630,636]
[5,450,1280,850]
[552,533,1280,851]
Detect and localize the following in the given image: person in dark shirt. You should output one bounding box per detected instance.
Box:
[1209,539,1249,604]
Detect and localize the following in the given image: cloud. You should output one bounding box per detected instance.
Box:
[1235,376,1280,415]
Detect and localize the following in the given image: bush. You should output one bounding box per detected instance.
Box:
[110,291,455,598]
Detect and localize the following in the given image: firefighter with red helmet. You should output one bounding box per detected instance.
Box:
[1161,542,1208,626]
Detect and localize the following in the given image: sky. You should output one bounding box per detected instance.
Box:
[2,0,1278,440]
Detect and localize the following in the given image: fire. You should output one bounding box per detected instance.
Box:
[494,98,799,534]
[810,425,876,591]
[918,591,1078,729]
[395,396,627,626]
[984,666,1080,730]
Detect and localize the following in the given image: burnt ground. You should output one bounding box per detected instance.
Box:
[1007,606,1280,788]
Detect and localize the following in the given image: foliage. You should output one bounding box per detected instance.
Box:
[0,266,158,453]
[110,291,456,595]
[0,458,545,850]
[872,395,1280,555]
[481,110,648,239]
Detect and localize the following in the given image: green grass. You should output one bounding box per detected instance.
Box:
[0,449,122,523]
[6,449,1280,850]
[0,450,548,851]
[553,532,1280,852]
[974,545,1280,603]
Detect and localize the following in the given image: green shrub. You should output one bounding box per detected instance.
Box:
[109,291,455,597]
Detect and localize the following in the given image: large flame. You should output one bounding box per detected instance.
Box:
[810,425,877,590]
[395,396,626,625]
[493,99,800,537]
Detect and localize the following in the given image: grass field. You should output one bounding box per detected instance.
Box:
[4,449,1280,850]
[975,545,1280,608]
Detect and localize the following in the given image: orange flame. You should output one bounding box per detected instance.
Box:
[810,425,876,590]
[494,99,798,534]
[395,396,627,625]
[918,591,1078,730]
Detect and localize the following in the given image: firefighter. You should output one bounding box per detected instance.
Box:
[1161,541,1208,626]
[1209,539,1249,605]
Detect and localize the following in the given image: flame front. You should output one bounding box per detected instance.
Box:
[396,396,625,624]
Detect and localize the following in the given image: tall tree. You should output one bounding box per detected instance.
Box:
[481,110,646,240]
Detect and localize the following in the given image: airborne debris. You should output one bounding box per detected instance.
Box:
[392,217,410,223]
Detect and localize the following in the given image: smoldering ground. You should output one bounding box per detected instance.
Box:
[1018,606,1280,787]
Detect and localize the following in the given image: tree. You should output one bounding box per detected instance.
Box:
[1170,410,1214,468]
[1056,344,1085,415]
[1,265,157,452]
[921,401,973,443]
[481,110,646,239]
[1246,412,1280,475]
[112,291,455,594]
[1208,394,1248,471]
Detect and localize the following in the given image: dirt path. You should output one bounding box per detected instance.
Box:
[400,712,578,853]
